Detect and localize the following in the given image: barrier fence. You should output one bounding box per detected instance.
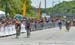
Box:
[0,21,65,37]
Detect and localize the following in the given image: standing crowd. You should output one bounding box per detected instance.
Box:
[0,17,74,38]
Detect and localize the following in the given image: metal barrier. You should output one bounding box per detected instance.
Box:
[0,21,65,36]
[31,21,65,31]
[31,22,55,31]
[0,24,26,36]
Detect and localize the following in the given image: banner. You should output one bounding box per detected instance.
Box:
[37,1,41,21]
[23,0,26,17]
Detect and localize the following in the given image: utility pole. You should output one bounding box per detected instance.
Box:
[5,0,8,18]
[52,0,54,17]
[45,0,46,14]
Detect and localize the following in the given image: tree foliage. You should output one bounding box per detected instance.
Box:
[0,0,34,18]
[46,1,75,15]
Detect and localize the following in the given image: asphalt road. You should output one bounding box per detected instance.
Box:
[0,26,75,45]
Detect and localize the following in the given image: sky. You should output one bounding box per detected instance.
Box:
[31,0,72,8]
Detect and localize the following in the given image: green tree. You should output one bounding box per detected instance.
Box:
[0,0,34,18]
[46,1,75,16]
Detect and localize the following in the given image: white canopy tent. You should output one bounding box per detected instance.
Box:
[0,11,5,14]
[0,11,9,18]
[41,13,50,18]
[0,11,6,17]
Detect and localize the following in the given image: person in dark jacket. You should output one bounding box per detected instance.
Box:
[58,20,62,30]
[65,21,70,32]
[25,19,31,38]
